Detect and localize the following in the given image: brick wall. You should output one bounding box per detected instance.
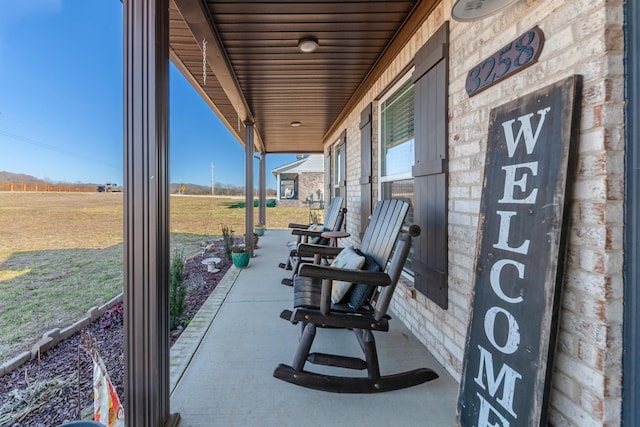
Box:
[277,172,324,208]
[322,0,625,425]
[299,172,324,203]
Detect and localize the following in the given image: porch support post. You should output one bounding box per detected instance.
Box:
[624,1,640,424]
[259,153,267,225]
[276,174,281,199]
[123,0,179,425]
[245,123,255,255]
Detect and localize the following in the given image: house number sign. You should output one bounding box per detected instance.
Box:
[465,26,545,97]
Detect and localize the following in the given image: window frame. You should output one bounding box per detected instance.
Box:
[279,174,298,200]
[334,143,342,196]
[333,133,346,198]
[377,70,416,279]
[377,70,416,198]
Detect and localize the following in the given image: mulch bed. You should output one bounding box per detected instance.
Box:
[0,240,232,427]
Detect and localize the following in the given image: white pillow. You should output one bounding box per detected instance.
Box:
[330,246,365,304]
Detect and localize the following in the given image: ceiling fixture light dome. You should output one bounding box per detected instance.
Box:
[451,0,520,21]
[297,38,318,53]
[290,121,302,127]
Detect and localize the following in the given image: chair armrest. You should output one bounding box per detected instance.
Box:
[291,228,324,238]
[288,222,311,229]
[298,263,391,287]
[296,244,343,258]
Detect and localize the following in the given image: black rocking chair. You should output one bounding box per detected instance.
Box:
[274,199,439,393]
[278,196,346,276]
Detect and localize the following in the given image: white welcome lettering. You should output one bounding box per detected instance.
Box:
[501,107,551,157]
[493,211,530,255]
[484,307,521,355]
[490,259,525,304]
[476,392,511,427]
[474,345,522,418]
[498,162,539,204]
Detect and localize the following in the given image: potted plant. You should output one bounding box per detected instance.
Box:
[254,223,266,236]
[231,246,250,268]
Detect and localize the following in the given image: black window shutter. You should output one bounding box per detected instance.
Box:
[337,130,347,198]
[360,104,373,238]
[325,146,332,201]
[411,21,449,309]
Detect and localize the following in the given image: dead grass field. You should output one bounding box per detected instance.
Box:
[0,192,309,360]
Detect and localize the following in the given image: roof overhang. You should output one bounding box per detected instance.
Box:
[169,0,440,154]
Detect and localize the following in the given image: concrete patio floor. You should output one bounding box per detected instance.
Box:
[170,229,459,426]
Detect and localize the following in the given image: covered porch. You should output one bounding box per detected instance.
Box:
[168,229,457,425]
[120,0,637,425]
[123,0,447,424]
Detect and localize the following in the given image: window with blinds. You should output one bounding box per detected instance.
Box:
[334,144,342,187]
[379,74,415,275]
[381,79,414,178]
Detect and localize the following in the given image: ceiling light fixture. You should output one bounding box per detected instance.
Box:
[297,37,318,53]
[290,121,302,127]
[451,0,520,21]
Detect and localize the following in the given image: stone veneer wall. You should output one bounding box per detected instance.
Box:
[323,0,625,425]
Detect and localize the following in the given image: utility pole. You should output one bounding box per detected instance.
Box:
[211,162,216,196]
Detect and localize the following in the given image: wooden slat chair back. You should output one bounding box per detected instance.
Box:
[279,196,344,265]
[274,199,438,392]
[291,205,346,247]
[279,208,346,285]
[285,198,406,300]
[278,197,345,276]
[286,196,343,232]
[321,196,344,232]
[285,198,409,313]
[359,198,409,269]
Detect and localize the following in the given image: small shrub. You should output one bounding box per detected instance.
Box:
[221,223,234,260]
[169,250,186,330]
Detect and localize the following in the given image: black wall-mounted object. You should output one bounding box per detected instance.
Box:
[465,26,545,97]
[360,104,373,238]
[412,21,449,309]
[623,2,640,425]
[458,76,582,427]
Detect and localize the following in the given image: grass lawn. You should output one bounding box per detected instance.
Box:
[0,192,309,360]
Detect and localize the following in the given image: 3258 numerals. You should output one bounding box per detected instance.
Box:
[465,27,545,97]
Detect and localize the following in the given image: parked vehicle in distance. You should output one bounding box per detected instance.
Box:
[97,183,123,192]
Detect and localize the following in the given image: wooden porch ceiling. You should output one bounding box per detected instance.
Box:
[169,0,438,154]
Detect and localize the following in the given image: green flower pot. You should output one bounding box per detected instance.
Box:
[254,226,265,236]
[231,251,250,268]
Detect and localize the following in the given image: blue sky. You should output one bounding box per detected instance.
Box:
[0,0,296,188]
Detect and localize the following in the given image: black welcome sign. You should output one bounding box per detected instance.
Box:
[457,76,582,426]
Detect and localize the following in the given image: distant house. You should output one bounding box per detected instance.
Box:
[272,154,324,208]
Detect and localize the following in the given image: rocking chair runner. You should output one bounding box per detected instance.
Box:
[274,199,439,393]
